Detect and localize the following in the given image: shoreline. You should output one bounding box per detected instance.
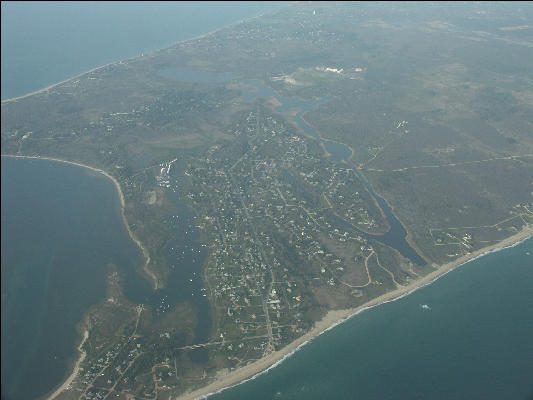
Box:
[2,4,530,399]
[1,7,287,400]
[46,328,89,400]
[1,154,157,290]
[179,225,532,400]
[0,6,284,105]
[5,155,530,400]
[0,3,287,285]
[1,61,119,104]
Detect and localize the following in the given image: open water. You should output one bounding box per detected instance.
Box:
[2,3,533,400]
[1,3,284,399]
[1,1,283,100]
[212,238,533,400]
[1,157,144,400]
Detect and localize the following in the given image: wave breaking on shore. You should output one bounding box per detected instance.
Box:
[186,229,532,400]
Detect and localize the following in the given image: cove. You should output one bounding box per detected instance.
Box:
[1,157,143,400]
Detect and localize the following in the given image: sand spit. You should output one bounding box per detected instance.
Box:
[180,226,532,400]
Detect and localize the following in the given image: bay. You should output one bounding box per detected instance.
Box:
[2,3,533,400]
[1,3,285,399]
[0,157,143,400]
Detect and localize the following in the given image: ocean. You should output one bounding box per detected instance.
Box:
[1,157,144,400]
[0,2,285,399]
[1,1,284,100]
[2,3,533,400]
[211,238,533,400]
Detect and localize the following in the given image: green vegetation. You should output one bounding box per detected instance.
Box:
[2,2,533,399]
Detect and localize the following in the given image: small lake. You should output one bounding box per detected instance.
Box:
[159,67,426,265]
[1,2,287,100]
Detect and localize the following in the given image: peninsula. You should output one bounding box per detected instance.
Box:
[2,3,532,400]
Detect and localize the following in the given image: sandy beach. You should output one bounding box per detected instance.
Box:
[3,159,531,400]
[0,33,209,105]
[4,155,530,400]
[46,328,89,400]
[1,62,119,104]
[179,225,532,400]
[0,6,278,105]
[2,4,531,398]
[1,154,157,290]
[1,9,286,400]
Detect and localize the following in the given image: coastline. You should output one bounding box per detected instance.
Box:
[0,6,284,105]
[1,61,119,104]
[179,225,532,400]
[0,23,217,104]
[0,30,202,105]
[0,154,157,290]
[2,4,531,399]
[46,328,89,400]
[1,7,287,400]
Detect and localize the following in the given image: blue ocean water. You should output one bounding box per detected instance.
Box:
[1,1,284,100]
[1,157,144,400]
[1,3,284,399]
[2,3,533,400]
[212,238,533,400]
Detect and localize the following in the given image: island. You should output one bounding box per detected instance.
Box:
[2,3,533,400]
